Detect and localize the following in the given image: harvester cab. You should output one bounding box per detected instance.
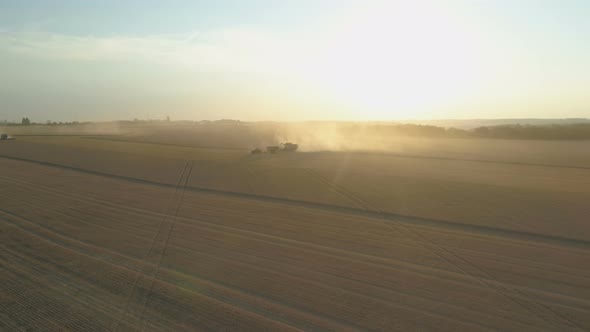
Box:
[281,142,298,152]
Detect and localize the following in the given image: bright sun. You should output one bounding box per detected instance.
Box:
[294,1,481,119]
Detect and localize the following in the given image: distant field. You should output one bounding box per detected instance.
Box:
[1,127,590,331]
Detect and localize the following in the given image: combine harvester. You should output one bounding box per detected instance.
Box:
[0,134,15,141]
[281,142,298,152]
[251,142,298,154]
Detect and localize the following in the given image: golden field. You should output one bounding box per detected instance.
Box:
[1,125,589,331]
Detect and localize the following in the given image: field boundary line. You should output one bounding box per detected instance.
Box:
[6,186,590,316]
[0,183,485,287]
[1,197,519,330]
[19,179,590,285]
[4,174,590,293]
[2,193,560,330]
[2,192,588,330]
[1,154,588,250]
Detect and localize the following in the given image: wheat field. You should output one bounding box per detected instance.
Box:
[1,131,589,331]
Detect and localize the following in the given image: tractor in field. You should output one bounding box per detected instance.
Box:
[281,142,298,152]
[267,143,298,153]
[251,142,298,154]
[0,134,15,141]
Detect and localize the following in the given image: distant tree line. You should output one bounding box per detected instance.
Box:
[338,123,469,138]
[1,117,34,125]
[338,123,590,140]
[3,117,590,140]
[471,124,590,140]
[45,120,81,126]
[0,118,85,126]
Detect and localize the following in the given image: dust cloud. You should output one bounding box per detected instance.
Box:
[269,122,434,154]
[0,121,441,154]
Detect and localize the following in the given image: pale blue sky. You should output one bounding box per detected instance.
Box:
[1,0,589,122]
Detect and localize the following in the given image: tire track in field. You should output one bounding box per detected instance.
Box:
[1,187,480,306]
[303,168,378,211]
[4,176,590,308]
[0,218,519,332]
[21,177,590,289]
[2,185,520,330]
[136,160,194,331]
[4,193,520,330]
[8,183,590,321]
[304,167,585,330]
[2,215,484,332]
[0,181,474,287]
[315,171,582,330]
[2,153,587,250]
[110,161,191,331]
[395,227,586,330]
[2,169,588,329]
[5,172,590,314]
[0,215,228,332]
[0,183,489,303]
[0,210,358,332]
[3,184,588,332]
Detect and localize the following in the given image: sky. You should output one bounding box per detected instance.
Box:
[1,0,589,122]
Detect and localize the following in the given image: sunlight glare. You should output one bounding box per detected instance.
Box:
[296,1,480,119]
